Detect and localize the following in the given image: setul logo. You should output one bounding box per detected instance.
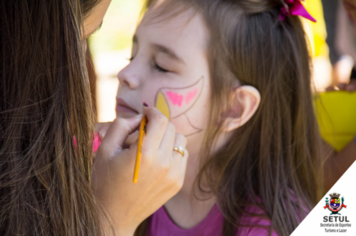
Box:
[324,193,347,215]
[321,192,351,233]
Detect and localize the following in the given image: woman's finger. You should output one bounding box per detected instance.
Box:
[168,133,188,188]
[100,115,142,157]
[152,122,176,169]
[170,133,187,178]
[143,107,169,151]
[123,130,139,147]
[171,133,187,160]
[159,123,176,152]
[95,122,112,138]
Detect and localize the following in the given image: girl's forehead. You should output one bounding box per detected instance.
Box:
[138,6,209,49]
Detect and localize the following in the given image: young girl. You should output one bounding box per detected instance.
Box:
[115,0,323,235]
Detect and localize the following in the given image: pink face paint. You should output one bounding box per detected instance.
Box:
[185,88,198,104]
[73,132,102,153]
[92,133,102,152]
[166,91,183,107]
[155,77,204,119]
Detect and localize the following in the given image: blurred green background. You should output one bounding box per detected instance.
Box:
[89,0,143,57]
[89,0,143,122]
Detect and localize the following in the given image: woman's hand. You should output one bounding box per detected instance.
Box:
[92,107,188,236]
[95,122,111,139]
[95,122,139,148]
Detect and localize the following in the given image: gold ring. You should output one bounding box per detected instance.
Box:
[173,146,185,157]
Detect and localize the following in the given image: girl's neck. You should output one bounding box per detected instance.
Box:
[164,146,216,229]
[163,131,231,228]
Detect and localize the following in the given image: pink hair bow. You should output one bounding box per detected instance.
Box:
[279,0,316,22]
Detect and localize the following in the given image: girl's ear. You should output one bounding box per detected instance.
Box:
[221,85,260,132]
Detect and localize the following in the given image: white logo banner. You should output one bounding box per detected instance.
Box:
[292,161,356,235]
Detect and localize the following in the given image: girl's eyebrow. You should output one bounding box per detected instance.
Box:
[152,43,186,65]
[132,35,186,65]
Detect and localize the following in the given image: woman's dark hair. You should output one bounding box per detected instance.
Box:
[0,0,107,235]
[136,0,323,235]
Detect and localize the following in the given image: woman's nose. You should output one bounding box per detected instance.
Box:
[117,63,141,90]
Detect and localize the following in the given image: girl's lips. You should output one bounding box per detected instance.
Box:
[116,98,139,114]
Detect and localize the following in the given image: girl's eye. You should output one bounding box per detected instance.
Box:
[154,63,169,73]
[128,57,134,61]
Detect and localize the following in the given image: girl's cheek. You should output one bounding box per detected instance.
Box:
[145,76,208,137]
[176,117,201,133]
[153,77,204,119]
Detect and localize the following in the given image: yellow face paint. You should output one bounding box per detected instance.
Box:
[155,91,171,120]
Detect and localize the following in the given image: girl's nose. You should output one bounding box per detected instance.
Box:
[117,63,140,90]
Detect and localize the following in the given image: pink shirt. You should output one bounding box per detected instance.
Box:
[147,204,278,236]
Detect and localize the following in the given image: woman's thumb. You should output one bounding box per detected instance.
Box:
[99,115,143,157]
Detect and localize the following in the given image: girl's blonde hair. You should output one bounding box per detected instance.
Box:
[137,0,323,235]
